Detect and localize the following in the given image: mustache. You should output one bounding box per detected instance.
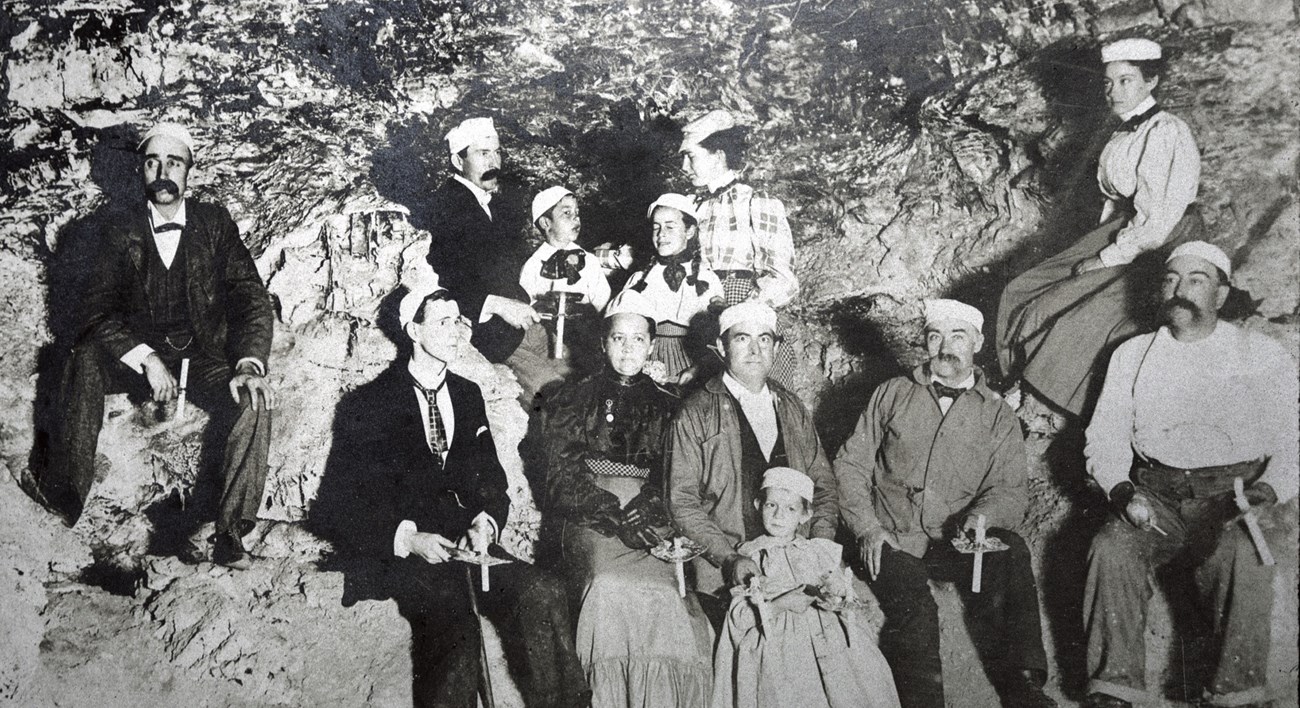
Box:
[1162,296,1200,314]
[935,353,961,365]
[147,179,179,196]
[479,168,501,182]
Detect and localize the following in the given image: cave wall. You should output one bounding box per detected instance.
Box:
[1,0,1296,705]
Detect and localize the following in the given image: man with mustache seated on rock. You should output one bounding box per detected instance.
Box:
[424,117,550,407]
[28,122,274,570]
[667,301,839,628]
[834,299,1055,708]
[1080,241,1298,708]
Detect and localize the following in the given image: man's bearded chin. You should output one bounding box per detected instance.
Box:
[147,179,180,201]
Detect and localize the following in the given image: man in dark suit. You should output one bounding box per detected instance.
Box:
[32,122,274,569]
[311,285,587,708]
[424,117,557,405]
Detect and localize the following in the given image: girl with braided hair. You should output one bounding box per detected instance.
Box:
[624,193,725,385]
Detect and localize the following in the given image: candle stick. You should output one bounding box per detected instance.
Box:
[1234,478,1275,566]
[176,358,191,421]
[673,537,686,598]
[971,514,986,594]
[481,560,490,592]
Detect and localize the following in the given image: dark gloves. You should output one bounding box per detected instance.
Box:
[615,487,671,550]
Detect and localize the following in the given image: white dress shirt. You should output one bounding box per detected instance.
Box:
[452,174,493,220]
[1096,96,1201,267]
[1085,322,1300,503]
[120,199,265,376]
[722,372,779,460]
[518,241,612,311]
[393,359,498,557]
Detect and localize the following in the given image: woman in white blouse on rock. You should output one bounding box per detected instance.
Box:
[997,37,1202,419]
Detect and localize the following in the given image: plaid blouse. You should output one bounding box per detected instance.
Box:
[694,181,799,309]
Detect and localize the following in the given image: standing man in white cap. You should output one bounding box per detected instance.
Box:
[679,109,800,385]
[834,299,1054,708]
[311,285,588,708]
[1079,241,1297,708]
[29,122,274,569]
[424,117,543,377]
[667,300,838,626]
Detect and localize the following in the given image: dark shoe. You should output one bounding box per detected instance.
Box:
[212,532,253,570]
[997,669,1057,708]
[16,467,78,527]
[1081,693,1131,708]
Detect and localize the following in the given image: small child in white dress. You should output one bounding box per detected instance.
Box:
[713,467,901,708]
[520,185,611,311]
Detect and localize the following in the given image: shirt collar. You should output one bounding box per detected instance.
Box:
[1117,95,1157,122]
[452,174,493,208]
[722,371,771,402]
[705,170,739,194]
[407,358,448,391]
[147,199,187,230]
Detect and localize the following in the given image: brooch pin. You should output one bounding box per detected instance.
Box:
[604,398,615,423]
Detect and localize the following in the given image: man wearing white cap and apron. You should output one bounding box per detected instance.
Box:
[424,117,545,386]
[28,122,275,570]
[835,299,1054,708]
[667,300,838,626]
[1080,241,1297,708]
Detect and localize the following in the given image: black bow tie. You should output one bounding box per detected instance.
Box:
[540,249,586,285]
[933,382,967,400]
[697,178,738,203]
[1113,104,1160,134]
[154,222,183,233]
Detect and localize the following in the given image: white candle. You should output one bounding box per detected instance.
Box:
[971,514,986,593]
[176,358,191,420]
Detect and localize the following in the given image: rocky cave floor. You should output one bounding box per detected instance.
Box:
[1,0,1297,706]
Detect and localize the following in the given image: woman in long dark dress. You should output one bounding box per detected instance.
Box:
[997,38,1202,417]
[542,289,714,707]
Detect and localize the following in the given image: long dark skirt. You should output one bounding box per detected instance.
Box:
[996,207,1203,417]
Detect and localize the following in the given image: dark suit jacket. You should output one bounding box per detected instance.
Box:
[79,200,273,367]
[424,178,529,363]
[311,362,511,603]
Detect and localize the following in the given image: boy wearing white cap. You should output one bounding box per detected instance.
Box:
[518,185,611,310]
[624,193,725,383]
[668,301,838,622]
[29,121,274,570]
[424,117,541,370]
[312,284,589,707]
[712,465,900,708]
[1081,242,1297,708]
[835,299,1054,708]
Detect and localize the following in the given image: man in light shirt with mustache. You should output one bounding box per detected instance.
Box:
[29,122,274,570]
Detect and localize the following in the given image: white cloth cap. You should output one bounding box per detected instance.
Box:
[923,299,984,332]
[604,289,657,323]
[679,109,736,151]
[762,466,815,504]
[138,122,196,158]
[531,185,574,225]
[1101,38,1162,63]
[718,301,777,336]
[399,285,454,329]
[646,193,698,221]
[445,117,497,154]
[1167,241,1232,278]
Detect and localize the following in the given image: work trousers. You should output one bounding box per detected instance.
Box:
[1084,482,1289,706]
[867,529,1048,708]
[39,339,270,533]
[393,557,587,708]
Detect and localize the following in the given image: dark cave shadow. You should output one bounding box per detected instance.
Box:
[814,295,907,457]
